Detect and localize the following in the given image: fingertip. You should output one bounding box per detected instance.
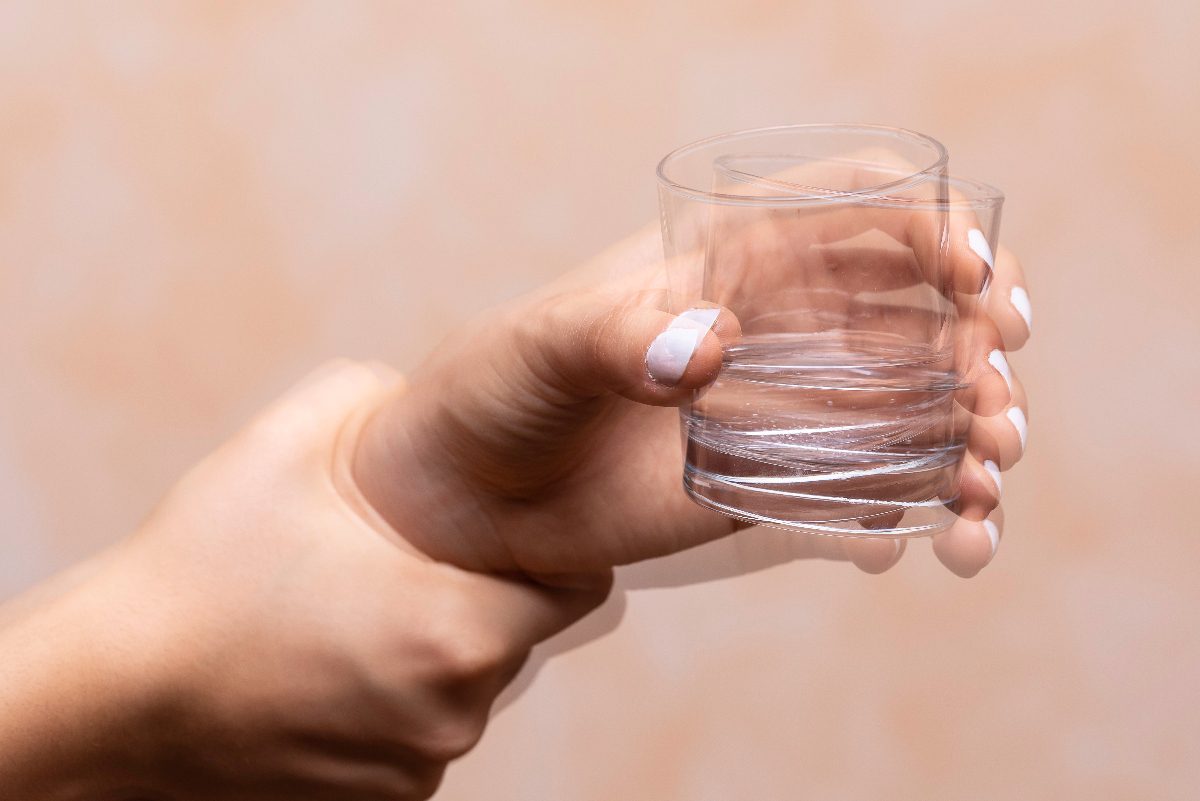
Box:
[952,314,1009,416]
[645,326,706,387]
[966,386,1028,472]
[961,357,1011,417]
[680,329,726,387]
[988,248,1032,350]
[987,348,1014,397]
[642,306,738,398]
[955,455,1002,521]
[967,227,995,271]
[982,518,1001,558]
[1009,286,1033,334]
[532,294,736,407]
[1006,406,1029,453]
[845,536,906,574]
[932,513,1003,578]
[982,458,1003,498]
[991,288,1032,351]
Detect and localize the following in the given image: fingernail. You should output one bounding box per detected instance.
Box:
[983,519,1000,558]
[1010,286,1032,333]
[646,328,702,386]
[1006,406,1028,451]
[646,309,720,386]
[968,228,994,270]
[982,459,1002,495]
[672,307,720,333]
[987,349,1013,394]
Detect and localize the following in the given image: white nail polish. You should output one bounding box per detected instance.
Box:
[987,349,1013,393]
[646,328,702,386]
[982,459,1002,494]
[1010,286,1032,332]
[1006,406,1028,451]
[671,308,720,333]
[983,519,1000,557]
[968,228,994,270]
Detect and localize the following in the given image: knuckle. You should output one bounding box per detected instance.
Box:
[512,297,570,374]
[343,764,444,801]
[400,762,449,800]
[411,713,488,762]
[418,585,513,685]
[513,293,606,395]
[429,628,508,684]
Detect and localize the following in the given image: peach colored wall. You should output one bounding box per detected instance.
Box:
[2,2,1198,799]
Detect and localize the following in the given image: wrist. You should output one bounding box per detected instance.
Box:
[350,383,526,575]
[0,549,178,800]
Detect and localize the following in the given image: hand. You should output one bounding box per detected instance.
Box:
[933,240,1032,576]
[694,180,1033,574]
[0,362,607,800]
[353,221,1032,582]
[0,220,1031,799]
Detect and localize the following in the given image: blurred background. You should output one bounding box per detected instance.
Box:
[2,2,1197,799]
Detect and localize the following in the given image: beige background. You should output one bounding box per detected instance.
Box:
[2,2,1198,799]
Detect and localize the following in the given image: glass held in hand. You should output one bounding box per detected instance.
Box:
[657,124,1004,538]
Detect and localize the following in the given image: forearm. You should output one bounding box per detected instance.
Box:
[0,554,169,800]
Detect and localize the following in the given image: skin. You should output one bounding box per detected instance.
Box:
[0,224,1030,799]
[0,363,607,800]
[354,223,1030,581]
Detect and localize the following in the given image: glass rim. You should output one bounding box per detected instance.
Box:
[657,123,1004,208]
[753,172,1005,211]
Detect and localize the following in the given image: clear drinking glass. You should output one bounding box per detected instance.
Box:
[657,124,1003,538]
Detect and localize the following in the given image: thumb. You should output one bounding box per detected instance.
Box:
[514,292,740,406]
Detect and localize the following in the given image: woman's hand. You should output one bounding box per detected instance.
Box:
[0,222,1031,799]
[353,224,1032,583]
[0,362,607,800]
